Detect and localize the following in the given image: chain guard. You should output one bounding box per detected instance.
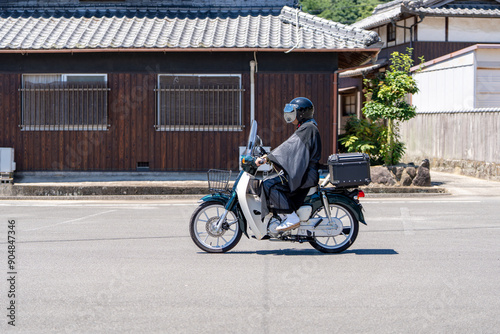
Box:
[296,218,344,237]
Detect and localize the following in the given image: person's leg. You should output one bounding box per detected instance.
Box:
[261,173,301,232]
[261,174,293,214]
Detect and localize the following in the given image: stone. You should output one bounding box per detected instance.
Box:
[370,166,396,186]
[400,170,413,186]
[406,166,417,179]
[394,166,405,181]
[412,165,431,187]
[421,159,430,169]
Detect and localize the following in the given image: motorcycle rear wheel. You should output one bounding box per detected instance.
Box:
[309,203,359,253]
[189,201,242,253]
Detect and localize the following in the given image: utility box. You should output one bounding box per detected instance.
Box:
[0,148,16,173]
[328,153,371,188]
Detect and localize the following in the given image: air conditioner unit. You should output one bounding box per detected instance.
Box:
[0,148,16,173]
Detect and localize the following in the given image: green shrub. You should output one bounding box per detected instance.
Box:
[339,117,406,166]
[339,117,385,165]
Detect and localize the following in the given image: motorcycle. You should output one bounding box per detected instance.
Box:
[189,120,368,253]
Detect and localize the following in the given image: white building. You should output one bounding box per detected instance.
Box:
[401,44,500,179]
[412,44,500,111]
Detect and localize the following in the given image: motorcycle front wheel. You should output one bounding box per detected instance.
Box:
[309,203,359,253]
[189,201,242,253]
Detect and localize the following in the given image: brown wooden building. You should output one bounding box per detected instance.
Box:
[0,1,381,172]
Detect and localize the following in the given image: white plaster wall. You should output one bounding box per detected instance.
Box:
[379,25,387,47]
[396,20,405,45]
[449,18,500,42]
[475,48,500,108]
[476,69,500,108]
[405,17,415,43]
[413,53,475,111]
[418,17,445,41]
[421,51,475,72]
[476,48,500,63]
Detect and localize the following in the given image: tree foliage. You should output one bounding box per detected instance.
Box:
[363,50,420,121]
[300,0,392,25]
[362,48,423,165]
[341,49,423,165]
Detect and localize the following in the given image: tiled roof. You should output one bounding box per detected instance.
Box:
[0,0,296,8]
[352,0,500,29]
[338,60,387,78]
[0,6,381,51]
[406,6,500,17]
[352,4,403,30]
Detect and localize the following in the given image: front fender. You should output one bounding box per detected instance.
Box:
[199,193,230,206]
[198,193,249,238]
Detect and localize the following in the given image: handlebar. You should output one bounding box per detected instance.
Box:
[255,157,266,166]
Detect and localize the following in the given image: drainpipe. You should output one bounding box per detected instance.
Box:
[250,60,256,123]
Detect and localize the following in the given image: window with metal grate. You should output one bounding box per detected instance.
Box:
[19,74,110,131]
[155,74,244,131]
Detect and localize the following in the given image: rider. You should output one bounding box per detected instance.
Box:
[256,97,322,232]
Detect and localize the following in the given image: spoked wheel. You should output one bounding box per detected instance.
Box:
[309,203,359,253]
[189,201,242,253]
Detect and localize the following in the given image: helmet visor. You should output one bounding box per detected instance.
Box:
[283,104,297,123]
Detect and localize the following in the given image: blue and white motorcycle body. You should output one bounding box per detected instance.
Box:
[189,121,366,253]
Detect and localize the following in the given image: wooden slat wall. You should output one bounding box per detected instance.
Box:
[254,72,335,163]
[414,42,475,63]
[379,41,475,64]
[401,111,500,164]
[0,72,336,171]
[0,74,20,165]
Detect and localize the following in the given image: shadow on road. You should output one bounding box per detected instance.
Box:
[224,248,399,256]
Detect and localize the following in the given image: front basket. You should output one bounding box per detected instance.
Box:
[207,169,232,193]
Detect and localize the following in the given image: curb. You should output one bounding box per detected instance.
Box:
[0,183,447,199]
[362,186,447,194]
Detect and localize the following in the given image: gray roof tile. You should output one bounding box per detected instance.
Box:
[407,6,500,17]
[352,5,403,29]
[353,0,500,29]
[0,6,380,51]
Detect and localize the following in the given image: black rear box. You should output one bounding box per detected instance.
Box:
[328,153,371,187]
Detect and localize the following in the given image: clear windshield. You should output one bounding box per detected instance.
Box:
[244,120,258,156]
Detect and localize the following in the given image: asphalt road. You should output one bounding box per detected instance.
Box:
[0,193,499,333]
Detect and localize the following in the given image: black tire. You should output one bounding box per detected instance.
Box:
[309,203,359,253]
[189,201,242,253]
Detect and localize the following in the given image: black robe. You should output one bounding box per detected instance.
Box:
[261,119,322,216]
